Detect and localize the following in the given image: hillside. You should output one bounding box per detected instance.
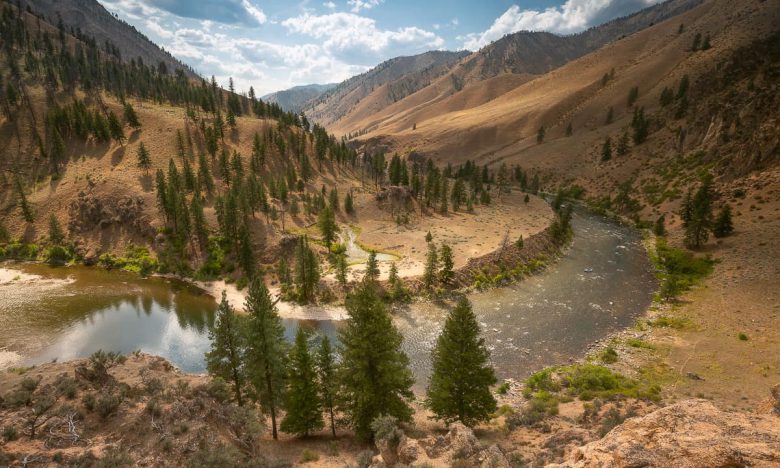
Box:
[312,0,704,137]
[21,0,198,78]
[303,50,469,130]
[262,83,337,113]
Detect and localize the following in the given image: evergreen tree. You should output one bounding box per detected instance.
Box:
[294,236,320,302]
[426,297,497,427]
[338,284,415,441]
[601,137,612,161]
[329,187,339,212]
[190,195,208,249]
[617,131,630,156]
[439,243,454,286]
[713,205,733,238]
[123,102,141,129]
[238,224,255,278]
[244,278,288,440]
[344,191,355,215]
[15,178,34,223]
[317,336,338,437]
[48,214,64,244]
[318,207,337,248]
[627,86,639,107]
[281,328,324,437]
[335,250,348,288]
[536,126,545,144]
[631,107,649,145]
[137,142,151,174]
[364,250,380,283]
[605,106,614,125]
[681,177,714,249]
[565,122,573,136]
[107,111,125,144]
[206,291,246,406]
[423,242,439,290]
[653,214,666,237]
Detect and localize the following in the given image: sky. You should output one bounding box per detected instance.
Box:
[98,0,662,96]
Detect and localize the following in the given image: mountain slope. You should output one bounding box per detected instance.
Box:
[22,0,198,78]
[317,0,703,136]
[262,83,337,113]
[303,50,469,129]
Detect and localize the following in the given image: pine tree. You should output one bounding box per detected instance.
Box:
[329,187,339,212]
[15,178,34,223]
[238,224,255,278]
[281,328,324,437]
[344,191,355,215]
[627,86,639,107]
[318,207,337,248]
[137,142,151,174]
[294,236,320,302]
[317,336,338,437]
[107,111,125,144]
[338,284,415,440]
[426,297,497,427]
[423,242,439,290]
[190,195,208,249]
[48,214,64,244]
[682,177,714,249]
[439,244,454,286]
[713,205,733,238]
[244,278,288,440]
[364,250,380,283]
[654,214,666,237]
[123,102,141,129]
[601,137,612,161]
[536,126,545,144]
[206,291,246,406]
[617,131,630,156]
[565,122,573,136]
[605,106,614,125]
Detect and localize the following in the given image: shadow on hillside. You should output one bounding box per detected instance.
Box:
[111,146,126,166]
[138,174,152,192]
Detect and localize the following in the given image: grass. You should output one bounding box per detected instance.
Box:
[524,364,662,402]
[625,338,655,349]
[652,239,714,301]
[650,315,696,330]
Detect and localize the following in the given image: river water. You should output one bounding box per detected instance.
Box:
[0,211,655,390]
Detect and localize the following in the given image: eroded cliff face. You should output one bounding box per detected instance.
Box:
[550,397,780,468]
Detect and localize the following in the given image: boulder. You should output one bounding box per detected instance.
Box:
[397,434,421,464]
[443,422,480,459]
[549,399,780,468]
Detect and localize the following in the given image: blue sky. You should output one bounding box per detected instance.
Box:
[98,0,662,96]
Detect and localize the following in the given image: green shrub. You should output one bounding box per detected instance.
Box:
[738,333,749,341]
[507,391,558,428]
[625,338,654,349]
[95,392,122,419]
[300,449,319,463]
[2,425,19,441]
[600,347,618,364]
[356,450,375,468]
[497,382,511,395]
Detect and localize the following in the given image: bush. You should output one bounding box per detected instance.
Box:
[83,392,96,411]
[300,449,319,463]
[356,450,375,468]
[507,391,558,428]
[370,415,401,443]
[738,333,749,341]
[497,382,511,395]
[600,347,618,364]
[96,392,122,419]
[2,425,18,441]
[146,398,163,418]
[55,374,79,399]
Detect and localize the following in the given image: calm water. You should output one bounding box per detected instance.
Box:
[0,211,655,389]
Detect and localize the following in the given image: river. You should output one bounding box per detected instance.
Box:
[0,211,656,390]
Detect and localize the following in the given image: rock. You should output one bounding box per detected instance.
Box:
[549,400,780,468]
[686,372,704,380]
[478,444,510,468]
[375,437,398,467]
[397,434,420,464]
[444,422,480,459]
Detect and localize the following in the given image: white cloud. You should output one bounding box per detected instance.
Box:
[461,0,661,51]
[323,1,336,9]
[241,0,267,24]
[282,12,443,63]
[146,19,174,39]
[347,0,383,13]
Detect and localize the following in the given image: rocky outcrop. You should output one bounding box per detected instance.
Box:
[550,399,780,468]
[67,191,150,236]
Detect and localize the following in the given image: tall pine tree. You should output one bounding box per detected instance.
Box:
[244,278,288,440]
[206,291,246,406]
[338,284,415,440]
[427,297,497,427]
[281,328,324,437]
[317,336,338,437]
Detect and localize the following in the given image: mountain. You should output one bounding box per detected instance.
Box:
[20,0,198,78]
[302,50,470,130]
[309,0,703,137]
[262,83,337,113]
